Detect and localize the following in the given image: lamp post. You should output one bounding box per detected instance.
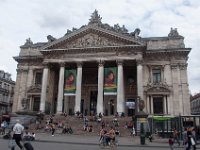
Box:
[135,97,148,145]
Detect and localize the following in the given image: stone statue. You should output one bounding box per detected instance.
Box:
[88,9,102,25]
[47,35,56,42]
[24,38,33,47]
[65,29,72,36]
[138,99,145,111]
[130,28,141,39]
[168,27,181,37]
[121,25,128,34]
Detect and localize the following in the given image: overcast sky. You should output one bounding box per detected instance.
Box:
[0,0,199,95]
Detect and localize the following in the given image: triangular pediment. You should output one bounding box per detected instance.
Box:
[41,25,143,50]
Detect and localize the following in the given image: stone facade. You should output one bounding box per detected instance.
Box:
[13,11,191,116]
[191,93,200,115]
[0,70,15,115]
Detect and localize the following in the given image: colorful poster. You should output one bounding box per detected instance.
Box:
[64,69,77,96]
[104,67,117,95]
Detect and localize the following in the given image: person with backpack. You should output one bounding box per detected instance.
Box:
[1,120,8,135]
[11,119,24,150]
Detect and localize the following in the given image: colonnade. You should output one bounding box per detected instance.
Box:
[40,60,143,114]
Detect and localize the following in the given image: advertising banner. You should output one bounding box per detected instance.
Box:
[64,69,77,96]
[104,67,117,95]
[126,102,135,109]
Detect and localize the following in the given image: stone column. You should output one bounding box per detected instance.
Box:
[146,95,150,113]
[27,69,33,87]
[137,60,143,99]
[75,62,82,113]
[150,96,153,114]
[40,64,49,112]
[29,96,33,111]
[97,60,104,115]
[163,96,167,114]
[56,63,65,114]
[117,60,125,114]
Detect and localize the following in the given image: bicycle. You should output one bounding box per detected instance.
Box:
[99,136,118,149]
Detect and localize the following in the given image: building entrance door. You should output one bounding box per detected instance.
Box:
[90,91,97,115]
[126,99,136,116]
[109,99,115,115]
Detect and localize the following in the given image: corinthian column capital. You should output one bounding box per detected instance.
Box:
[98,59,105,67]
[59,62,65,67]
[116,59,123,65]
[136,59,143,65]
[77,61,83,68]
[42,62,49,68]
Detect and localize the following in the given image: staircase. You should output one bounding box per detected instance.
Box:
[29,115,134,137]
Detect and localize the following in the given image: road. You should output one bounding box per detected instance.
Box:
[1,139,185,150]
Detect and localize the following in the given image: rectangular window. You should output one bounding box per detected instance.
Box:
[35,72,42,85]
[153,97,164,114]
[152,69,161,83]
[33,97,40,111]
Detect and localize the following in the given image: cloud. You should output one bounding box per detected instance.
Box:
[38,13,71,29]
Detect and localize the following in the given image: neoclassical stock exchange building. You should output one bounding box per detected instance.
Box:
[13,11,191,117]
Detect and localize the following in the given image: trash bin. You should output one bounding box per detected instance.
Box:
[140,134,145,145]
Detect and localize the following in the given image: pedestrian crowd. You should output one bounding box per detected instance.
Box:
[168,127,197,150]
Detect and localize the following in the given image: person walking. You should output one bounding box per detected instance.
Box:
[51,123,55,136]
[186,128,196,150]
[12,119,24,150]
[182,128,188,148]
[1,120,8,135]
[172,128,180,146]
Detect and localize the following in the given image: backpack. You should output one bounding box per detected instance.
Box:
[169,139,174,145]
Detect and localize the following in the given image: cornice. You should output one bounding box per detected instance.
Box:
[13,55,43,62]
[40,45,145,55]
[16,68,29,73]
[145,48,191,54]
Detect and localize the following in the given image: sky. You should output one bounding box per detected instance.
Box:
[0,0,199,95]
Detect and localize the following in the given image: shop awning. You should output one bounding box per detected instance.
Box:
[151,115,176,121]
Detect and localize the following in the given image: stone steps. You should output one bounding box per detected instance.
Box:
[29,115,134,137]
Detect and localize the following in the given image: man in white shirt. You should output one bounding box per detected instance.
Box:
[12,119,24,150]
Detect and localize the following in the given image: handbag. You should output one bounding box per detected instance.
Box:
[8,139,16,148]
[191,137,195,146]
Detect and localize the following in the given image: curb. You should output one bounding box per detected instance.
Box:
[26,139,185,148]
[1,136,200,149]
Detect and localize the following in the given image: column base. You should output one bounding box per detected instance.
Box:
[118,112,125,117]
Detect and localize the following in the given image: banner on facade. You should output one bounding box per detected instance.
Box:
[104,67,117,95]
[64,69,77,96]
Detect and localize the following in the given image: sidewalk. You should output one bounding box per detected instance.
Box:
[34,133,199,148]
[1,133,200,148]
